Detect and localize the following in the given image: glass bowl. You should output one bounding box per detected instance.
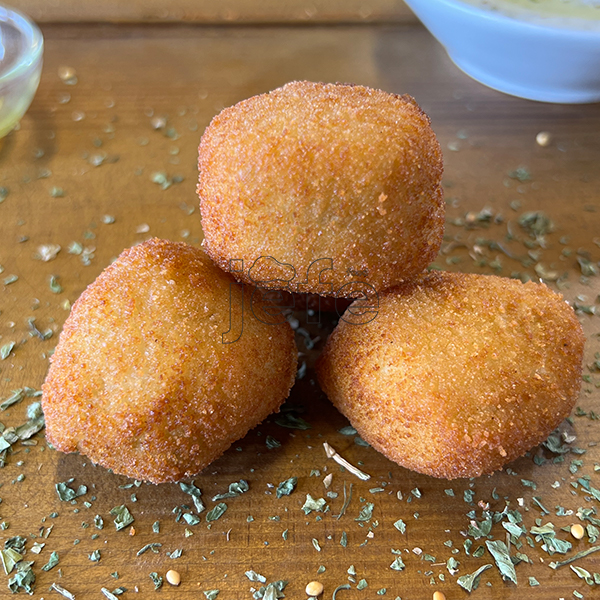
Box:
[0,4,43,138]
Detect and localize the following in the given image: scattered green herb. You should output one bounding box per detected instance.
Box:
[245,570,267,583]
[457,564,493,592]
[206,503,228,522]
[276,477,297,499]
[393,519,406,534]
[338,426,357,435]
[180,481,205,513]
[89,549,101,562]
[49,275,63,294]
[110,505,134,531]
[1,548,22,575]
[42,551,59,571]
[183,513,199,526]
[212,480,249,501]
[137,543,161,556]
[8,563,35,594]
[56,481,87,502]
[570,565,594,585]
[149,572,163,590]
[447,557,459,575]
[265,436,281,449]
[355,502,375,522]
[0,343,16,361]
[274,407,311,430]
[302,494,327,515]
[485,540,517,584]
[549,544,600,569]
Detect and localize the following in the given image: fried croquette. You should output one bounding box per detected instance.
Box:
[197,81,444,297]
[42,239,297,484]
[316,271,584,479]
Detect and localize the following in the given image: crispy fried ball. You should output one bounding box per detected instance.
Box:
[317,271,584,479]
[42,239,297,483]
[198,81,444,297]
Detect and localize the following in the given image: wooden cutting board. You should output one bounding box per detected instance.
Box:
[1,22,599,600]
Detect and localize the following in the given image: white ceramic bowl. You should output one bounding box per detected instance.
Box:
[403,0,600,103]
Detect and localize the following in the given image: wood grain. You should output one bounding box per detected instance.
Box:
[9,0,417,24]
[0,22,600,600]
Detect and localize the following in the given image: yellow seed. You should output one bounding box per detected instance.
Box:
[571,523,585,540]
[305,581,324,597]
[166,569,181,586]
[536,131,552,147]
[433,592,446,600]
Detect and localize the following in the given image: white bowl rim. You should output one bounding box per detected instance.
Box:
[410,0,600,37]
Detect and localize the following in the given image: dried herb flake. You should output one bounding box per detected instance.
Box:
[180,481,205,513]
[456,564,493,592]
[276,477,297,499]
[212,480,249,501]
[485,540,517,584]
[355,502,375,522]
[42,551,59,571]
[302,494,327,515]
[149,572,163,590]
[245,570,267,583]
[110,505,134,531]
[206,503,228,522]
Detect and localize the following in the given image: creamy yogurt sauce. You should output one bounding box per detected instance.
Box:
[458,0,600,29]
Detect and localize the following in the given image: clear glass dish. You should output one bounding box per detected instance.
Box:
[0,4,43,138]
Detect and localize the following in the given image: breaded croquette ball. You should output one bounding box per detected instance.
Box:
[317,271,584,479]
[42,239,297,483]
[198,81,444,297]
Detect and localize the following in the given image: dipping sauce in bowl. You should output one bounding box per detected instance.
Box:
[0,5,43,138]
[404,0,600,103]
[461,0,600,28]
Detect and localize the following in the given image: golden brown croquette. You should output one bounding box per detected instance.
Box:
[316,271,584,479]
[197,81,444,297]
[42,239,297,483]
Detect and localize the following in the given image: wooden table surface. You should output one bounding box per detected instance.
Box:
[1,19,600,600]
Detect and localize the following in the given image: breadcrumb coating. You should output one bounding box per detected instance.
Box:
[42,239,297,483]
[198,81,444,297]
[317,271,584,479]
